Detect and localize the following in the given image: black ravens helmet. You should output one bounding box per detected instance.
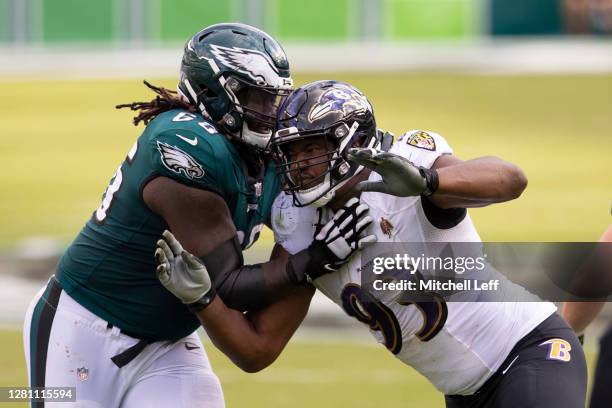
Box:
[177,23,293,149]
[272,80,381,207]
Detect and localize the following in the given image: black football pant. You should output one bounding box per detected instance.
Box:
[445,313,587,408]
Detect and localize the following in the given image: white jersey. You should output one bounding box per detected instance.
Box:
[272,130,556,396]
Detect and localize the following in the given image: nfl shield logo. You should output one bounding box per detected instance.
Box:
[77,366,89,381]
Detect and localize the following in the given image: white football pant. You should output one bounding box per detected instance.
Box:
[23,278,224,407]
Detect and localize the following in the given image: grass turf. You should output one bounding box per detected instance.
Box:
[3,328,443,407]
[0,328,599,407]
[1,74,611,247]
[1,74,608,406]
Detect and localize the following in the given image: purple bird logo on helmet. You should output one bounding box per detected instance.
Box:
[308,85,371,123]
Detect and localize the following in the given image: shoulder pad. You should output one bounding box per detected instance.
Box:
[271,192,318,255]
[393,130,453,169]
[147,126,236,196]
[149,110,222,136]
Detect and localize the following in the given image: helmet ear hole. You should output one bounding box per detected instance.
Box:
[226,77,242,92]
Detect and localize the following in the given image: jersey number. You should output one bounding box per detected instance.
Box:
[340,283,448,355]
[172,112,217,134]
[94,141,138,223]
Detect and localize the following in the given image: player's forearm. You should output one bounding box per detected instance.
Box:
[212,258,302,312]
[432,156,527,208]
[210,214,372,311]
[196,286,315,373]
[195,297,271,372]
[560,226,612,334]
[561,301,605,334]
[245,285,315,364]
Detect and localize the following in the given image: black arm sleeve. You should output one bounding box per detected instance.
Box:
[200,236,298,311]
[420,195,466,229]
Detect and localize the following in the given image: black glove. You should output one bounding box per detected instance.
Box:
[287,197,377,284]
[347,147,439,197]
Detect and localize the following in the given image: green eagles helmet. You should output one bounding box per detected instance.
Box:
[177,22,293,150]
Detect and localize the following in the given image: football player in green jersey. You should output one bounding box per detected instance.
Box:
[23,23,374,408]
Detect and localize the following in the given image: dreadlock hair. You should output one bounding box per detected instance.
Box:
[117,81,270,176]
[116,80,197,126]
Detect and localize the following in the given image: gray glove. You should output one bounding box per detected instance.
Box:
[155,230,216,311]
[347,148,439,197]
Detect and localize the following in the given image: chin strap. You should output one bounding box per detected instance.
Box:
[241,122,273,150]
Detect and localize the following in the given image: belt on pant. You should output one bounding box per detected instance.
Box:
[106,323,155,368]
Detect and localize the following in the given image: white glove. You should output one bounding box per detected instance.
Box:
[155,230,214,306]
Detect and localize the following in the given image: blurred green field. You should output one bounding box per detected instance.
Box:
[1,329,443,407]
[1,73,611,247]
[0,329,600,408]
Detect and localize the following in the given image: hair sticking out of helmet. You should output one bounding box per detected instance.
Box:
[116,81,197,126]
[176,23,293,150]
[271,80,380,207]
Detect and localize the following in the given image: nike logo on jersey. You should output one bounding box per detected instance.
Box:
[184,342,200,351]
[176,133,198,146]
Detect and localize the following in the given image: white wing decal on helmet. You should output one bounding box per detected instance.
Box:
[308,88,371,122]
[156,142,205,180]
[209,44,291,88]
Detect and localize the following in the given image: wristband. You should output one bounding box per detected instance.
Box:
[418,167,439,196]
[286,241,332,285]
[187,286,217,313]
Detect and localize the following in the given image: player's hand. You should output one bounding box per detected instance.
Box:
[288,198,377,285]
[309,197,377,274]
[347,148,438,197]
[155,230,216,311]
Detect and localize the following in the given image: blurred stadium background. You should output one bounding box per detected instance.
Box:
[1,0,611,406]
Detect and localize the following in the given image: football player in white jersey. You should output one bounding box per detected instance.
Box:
[155,80,587,407]
[267,80,586,407]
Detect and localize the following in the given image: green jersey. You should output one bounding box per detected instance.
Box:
[57,109,280,341]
